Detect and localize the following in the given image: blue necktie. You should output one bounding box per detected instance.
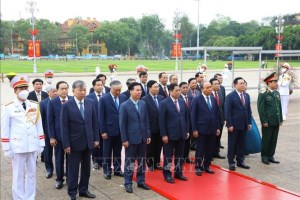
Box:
[114,96,119,110]
[134,102,139,112]
[79,101,85,119]
[154,96,159,108]
[206,96,212,110]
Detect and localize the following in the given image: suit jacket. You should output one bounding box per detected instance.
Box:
[99,93,127,136]
[119,99,151,144]
[122,90,130,100]
[159,97,189,140]
[40,97,51,137]
[211,90,225,125]
[28,90,48,102]
[158,84,169,98]
[187,89,200,98]
[140,83,148,98]
[47,96,72,140]
[225,90,252,130]
[191,94,220,134]
[195,84,201,92]
[89,86,110,94]
[60,98,100,151]
[86,92,101,127]
[141,94,164,134]
[219,85,226,102]
[257,90,283,126]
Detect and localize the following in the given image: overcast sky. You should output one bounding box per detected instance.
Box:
[1,0,298,29]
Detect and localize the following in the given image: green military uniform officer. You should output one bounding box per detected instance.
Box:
[257,72,283,165]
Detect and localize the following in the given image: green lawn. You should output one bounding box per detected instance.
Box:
[0,59,299,73]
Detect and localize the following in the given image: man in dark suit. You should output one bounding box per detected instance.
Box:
[119,82,151,193]
[86,79,104,170]
[257,72,283,165]
[210,78,226,159]
[191,81,220,176]
[99,80,127,180]
[179,82,194,164]
[27,78,49,102]
[225,77,252,171]
[139,71,148,97]
[141,80,164,171]
[159,83,190,184]
[61,80,100,200]
[48,81,71,189]
[158,72,169,98]
[122,78,136,100]
[187,78,201,98]
[89,74,110,94]
[214,73,226,149]
[40,84,57,179]
[195,72,204,92]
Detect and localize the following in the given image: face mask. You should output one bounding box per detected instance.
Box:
[18,90,29,100]
[46,78,53,84]
[281,68,287,73]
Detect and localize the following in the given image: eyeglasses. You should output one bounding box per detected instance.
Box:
[269,80,278,83]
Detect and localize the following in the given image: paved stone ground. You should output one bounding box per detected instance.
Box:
[1,69,299,199]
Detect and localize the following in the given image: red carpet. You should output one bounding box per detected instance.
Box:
[144,163,300,200]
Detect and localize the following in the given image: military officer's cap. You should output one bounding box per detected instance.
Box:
[44,69,54,78]
[10,75,29,88]
[282,63,290,70]
[264,72,277,83]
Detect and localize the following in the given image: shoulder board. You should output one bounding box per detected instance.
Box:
[29,100,39,104]
[5,101,13,106]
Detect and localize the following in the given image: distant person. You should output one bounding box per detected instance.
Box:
[122,78,136,99]
[222,64,232,89]
[258,72,283,165]
[158,72,169,98]
[278,63,292,120]
[225,77,252,171]
[1,75,45,200]
[187,78,200,97]
[195,72,204,92]
[61,80,100,200]
[28,78,49,103]
[42,69,55,92]
[139,71,148,97]
[119,82,151,193]
[169,74,179,85]
[89,74,110,94]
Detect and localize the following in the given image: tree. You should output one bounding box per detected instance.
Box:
[68,25,91,55]
[0,21,13,53]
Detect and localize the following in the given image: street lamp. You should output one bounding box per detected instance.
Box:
[275,15,284,68]
[26,0,38,73]
[11,23,14,55]
[173,22,181,71]
[195,0,200,58]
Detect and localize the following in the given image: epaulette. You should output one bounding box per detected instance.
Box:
[29,100,39,104]
[5,101,13,106]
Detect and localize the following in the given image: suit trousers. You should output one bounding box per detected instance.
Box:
[102,135,122,175]
[12,152,37,200]
[146,133,162,168]
[67,148,91,197]
[195,134,215,169]
[44,136,54,173]
[163,139,185,178]
[54,140,68,181]
[92,137,103,166]
[261,125,279,161]
[213,125,224,156]
[124,143,147,186]
[227,129,246,165]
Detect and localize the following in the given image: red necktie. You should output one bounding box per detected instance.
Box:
[61,99,66,104]
[174,100,180,113]
[240,93,245,106]
[214,91,220,106]
[164,86,168,97]
[185,96,189,108]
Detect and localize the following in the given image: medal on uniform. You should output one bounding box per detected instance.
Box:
[26,106,40,125]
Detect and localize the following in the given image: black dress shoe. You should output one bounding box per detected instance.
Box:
[114,172,124,177]
[268,159,280,164]
[195,169,202,176]
[125,185,133,193]
[148,166,154,171]
[237,163,250,169]
[103,174,111,180]
[79,191,96,198]
[205,167,215,174]
[154,166,163,170]
[55,180,63,189]
[213,154,226,159]
[69,196,76,200]
[46,171,53,179]
[185,158,195,164]
[262,160,270,165]
[229,165,236,171]
[174,174,188,181]
[165,176,175,183]
[137,182,150,190]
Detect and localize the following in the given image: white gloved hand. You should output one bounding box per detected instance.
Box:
[4,150,13,158]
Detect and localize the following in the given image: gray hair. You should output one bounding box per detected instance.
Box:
[45,84,57,93]
[110,80,122,87]
[72,80,86,89]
